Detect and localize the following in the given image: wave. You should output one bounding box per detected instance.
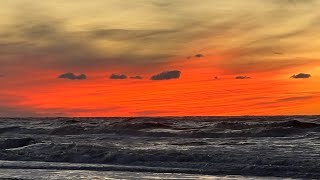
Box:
[1,141,320,178]
[1,118,320,138]
[0,138,37,150]
[1,116,320,179]
[274,120,320,128]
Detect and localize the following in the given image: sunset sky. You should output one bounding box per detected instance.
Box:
[0,0,320,116]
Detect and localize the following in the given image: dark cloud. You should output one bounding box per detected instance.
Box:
[195,54,204,58]
[0,9,179,71]
[0,74,4,78]
[273,51,283,55]
[110,74,127,80]
[130,76,143,79]
[58,73,87,80]
[187,54,203,59]
[235,76,251,79]
[0,20,108,70]
[150,70,181,80]
[22,24,57,38]
[291,73,311,79]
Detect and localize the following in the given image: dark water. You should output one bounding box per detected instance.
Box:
[0,116,320,179]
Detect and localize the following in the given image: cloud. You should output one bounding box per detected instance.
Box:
[195,54,204,58]
[1,1,320,74]
[130,76,143,79]
[275,0,316,5]
[291,73,311,79]
[0,74,4,78]
[277,96,313,102]
[273,51,283,55]
[235,76,251,79]
[90,29,177,41]
[150,70,181,80]
[110,74,127,80]
[187,54,203,59]
[254,95,314,106]
[0,6,179,71]
[58,73,87,80]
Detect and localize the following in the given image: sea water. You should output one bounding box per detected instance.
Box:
[0,116,319,179]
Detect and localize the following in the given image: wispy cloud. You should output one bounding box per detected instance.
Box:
[277,96,313,102]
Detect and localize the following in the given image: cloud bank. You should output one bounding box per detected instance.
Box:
[0,0,320,74]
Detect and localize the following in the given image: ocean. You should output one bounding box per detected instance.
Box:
[0,116,319,179]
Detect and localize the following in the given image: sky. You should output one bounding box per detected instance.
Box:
[0,0,320,116]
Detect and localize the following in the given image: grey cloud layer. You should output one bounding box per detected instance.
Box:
[0,2,210,71]
[0,1,319,73]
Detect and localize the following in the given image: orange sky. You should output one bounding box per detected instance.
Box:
[1,55,319,116]
[0,0,320,116]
